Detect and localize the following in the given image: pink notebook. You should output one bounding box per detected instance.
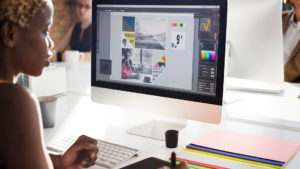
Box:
[191,129,300,163]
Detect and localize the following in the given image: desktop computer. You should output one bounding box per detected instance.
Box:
[91,0,228,140]
[225,0,284,93]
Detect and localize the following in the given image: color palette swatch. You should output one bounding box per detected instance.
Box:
[171,23,185,27]
[201,50,216,62]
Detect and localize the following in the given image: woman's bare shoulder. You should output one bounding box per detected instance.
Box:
[0,84,40,133]
[0,84,51,169]
[0,84,36,112]
[0,83,30,96]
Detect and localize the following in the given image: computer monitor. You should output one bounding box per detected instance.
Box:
[225,0,284,93]
[91,0,228,140]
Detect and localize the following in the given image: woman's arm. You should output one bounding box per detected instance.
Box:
[49,154,63,169]
[0,84,53,169]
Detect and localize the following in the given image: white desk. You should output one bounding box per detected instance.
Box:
[44,62,300,169]
[224,82,300,131]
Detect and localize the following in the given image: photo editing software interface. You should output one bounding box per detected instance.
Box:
[96,5,220,96]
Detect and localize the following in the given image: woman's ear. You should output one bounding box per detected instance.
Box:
[0,22,18,48]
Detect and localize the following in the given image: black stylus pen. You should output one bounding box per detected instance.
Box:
[171,152,176,168]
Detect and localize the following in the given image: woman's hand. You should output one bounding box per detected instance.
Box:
[83,52,91,61]
[59,135,99,169]
[158,162,189,169]
[50,50,57,62]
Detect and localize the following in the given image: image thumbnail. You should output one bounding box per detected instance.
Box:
[122,16,135,48]
[153,53,166,82]
[135,16,167,50]
[99,59,112,75]
[171,31,186,50]
[121,48,153,83]
[123,16,135,32]
[121,32,135,48]
[200,18,212,32]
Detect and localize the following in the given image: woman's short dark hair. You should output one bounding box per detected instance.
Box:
[0,0,47,28]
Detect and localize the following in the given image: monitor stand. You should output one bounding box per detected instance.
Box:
[225,77,284,94]
[127,120,187,141]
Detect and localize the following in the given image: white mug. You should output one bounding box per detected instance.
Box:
[65,50,84,69]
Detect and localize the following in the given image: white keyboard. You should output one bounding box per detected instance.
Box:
[47,136,141,168]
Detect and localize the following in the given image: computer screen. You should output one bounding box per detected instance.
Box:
[91,0,227,140]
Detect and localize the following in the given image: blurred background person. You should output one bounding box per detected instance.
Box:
[53,0,92,62]
[283,0,300,82]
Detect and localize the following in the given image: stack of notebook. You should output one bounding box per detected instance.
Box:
[174,130,300,169]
